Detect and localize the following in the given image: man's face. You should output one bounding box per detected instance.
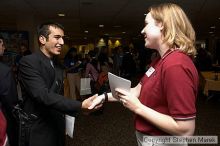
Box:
[0,39,5,56]
[39,26,64,58]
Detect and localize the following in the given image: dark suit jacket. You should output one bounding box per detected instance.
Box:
[18,51,82,146]
[0,62,19,146]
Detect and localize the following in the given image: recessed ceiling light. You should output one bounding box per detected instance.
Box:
[84,30,88,33]
[99,24,104,28]
[58,13,65,17]
[210,26,216,29]
[122,32,126,34]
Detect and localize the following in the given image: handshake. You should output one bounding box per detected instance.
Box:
[81,93,108,113]
[80,88,135,113]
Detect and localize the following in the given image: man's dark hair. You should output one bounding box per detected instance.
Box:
[37,22,64,40]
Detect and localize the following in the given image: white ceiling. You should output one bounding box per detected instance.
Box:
[0,0,220,43]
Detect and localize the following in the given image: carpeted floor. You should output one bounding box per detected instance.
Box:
[66,102,137,146]
[66,92,220,146]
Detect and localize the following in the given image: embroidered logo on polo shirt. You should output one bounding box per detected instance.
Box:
[145,66,155,77]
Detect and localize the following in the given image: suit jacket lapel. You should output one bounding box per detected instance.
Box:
[36,51,55,88]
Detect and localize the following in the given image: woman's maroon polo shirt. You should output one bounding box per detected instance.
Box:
[135,50,198,135]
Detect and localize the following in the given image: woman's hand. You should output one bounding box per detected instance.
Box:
[115,88,142,113]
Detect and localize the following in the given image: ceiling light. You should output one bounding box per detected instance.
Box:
[58,13,65,17]
[122,32,126,34]
[99,24,104,28]
[84,30,88,33]
[104,33,109,36]
[210,26,216,29]
[209,31,214,34]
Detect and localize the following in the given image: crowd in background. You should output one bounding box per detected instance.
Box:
[61,45,161,101]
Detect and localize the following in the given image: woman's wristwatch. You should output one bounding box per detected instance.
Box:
[103,92,108,102]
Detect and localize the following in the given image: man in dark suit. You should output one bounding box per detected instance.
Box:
[0,34,19,146]
[18,22,101,146]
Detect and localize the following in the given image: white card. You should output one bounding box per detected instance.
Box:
[145,67,155,77]
[65,115,75,138]
[108,72,131,98]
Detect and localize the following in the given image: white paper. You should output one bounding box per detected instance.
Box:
[108,72,131,98]
[65,115,75,138]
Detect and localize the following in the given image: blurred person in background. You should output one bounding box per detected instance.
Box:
[85,50,100,94]
[64,47,82,100]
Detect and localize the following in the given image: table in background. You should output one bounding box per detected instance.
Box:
[201,71,220,97]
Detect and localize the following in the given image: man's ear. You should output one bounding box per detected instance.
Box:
[39,35,46,44]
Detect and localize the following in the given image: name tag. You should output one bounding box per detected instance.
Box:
[145,67,155,77]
